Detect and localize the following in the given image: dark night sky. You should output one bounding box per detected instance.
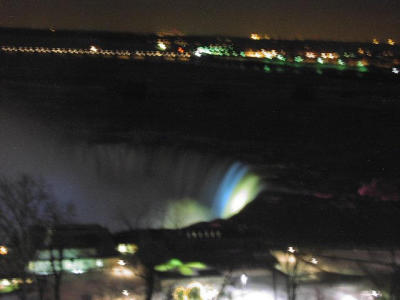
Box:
[0,0,399,41]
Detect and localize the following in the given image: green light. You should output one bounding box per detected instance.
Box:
[358,66,368,73]
[264,65,271,73]
[357,61,364,67]
[277,54,286,61]
[338,59,345,66]
[317,57,324,64]
[240,51,246,57]
[154,259,207,276]
[294,56,303,63]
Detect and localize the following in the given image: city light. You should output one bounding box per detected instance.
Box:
[372,38,380,45]
[89,45,98,52]
[240,273,248,286]
[288,246,296,253]
[157,41,167,50]
[117,243,138,254]
[311,257,318,264]
[118,259,126,266]
[250,33,261,40]
[306,52,317,59]
[0,246,8,255]
[393,67,399,74]
[122,290,129,296]
[294,56,304,63]
[388,39,396,46]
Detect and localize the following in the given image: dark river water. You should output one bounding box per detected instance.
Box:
[1,56,399,230]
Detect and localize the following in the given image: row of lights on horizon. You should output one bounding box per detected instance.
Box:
[250,34,397,45]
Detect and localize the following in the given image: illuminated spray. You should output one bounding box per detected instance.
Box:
[212,162,264,218]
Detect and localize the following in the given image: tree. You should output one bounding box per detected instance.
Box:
[0,174,68,300]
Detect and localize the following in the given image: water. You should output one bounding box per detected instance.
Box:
[0,101,263,230]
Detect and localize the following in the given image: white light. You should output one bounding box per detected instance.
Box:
[288,246,296,253]
[234,290,274,300]
[393,68,399,74]
[240,274,248,286]
[230,190,250,215]
[341,295,357,300]
[157,42,167,50]
[0,279,10,286]
[71,269,84,274]
[122,290,129,296]
[118,259,126,266]
[96,259,104,267]
[311,257,318,264]
[118,244,128,253]
[89,46,98,52]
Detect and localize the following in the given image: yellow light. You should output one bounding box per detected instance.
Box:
[250,33,261,40]
[0,246,8,255]
[388,39,395,46]
[117,243,138,254]
[358,48,365,55]
[372,38,380,45]
[306,52,316,59]
[89,45,98,52]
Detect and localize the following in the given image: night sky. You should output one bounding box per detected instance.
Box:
[0,0,399,41]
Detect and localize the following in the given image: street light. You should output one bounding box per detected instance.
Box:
[240,273,248,286]
[0,246,8,255]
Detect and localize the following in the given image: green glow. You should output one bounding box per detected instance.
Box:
[28,258,104,275]
[37,248,96,260]
[0,279,19,294]
[154,259,207,276]
[222,174,263,218]
[358,66,368,73]
[317,57,324,64]
[264,65,271,73]
[240,51,246,57]
[357,61,364,68]
[195,45,234,57]
[164,199,210,228]
[277,54,286,61]
[294,56,303,63]
[338,59,345,66]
